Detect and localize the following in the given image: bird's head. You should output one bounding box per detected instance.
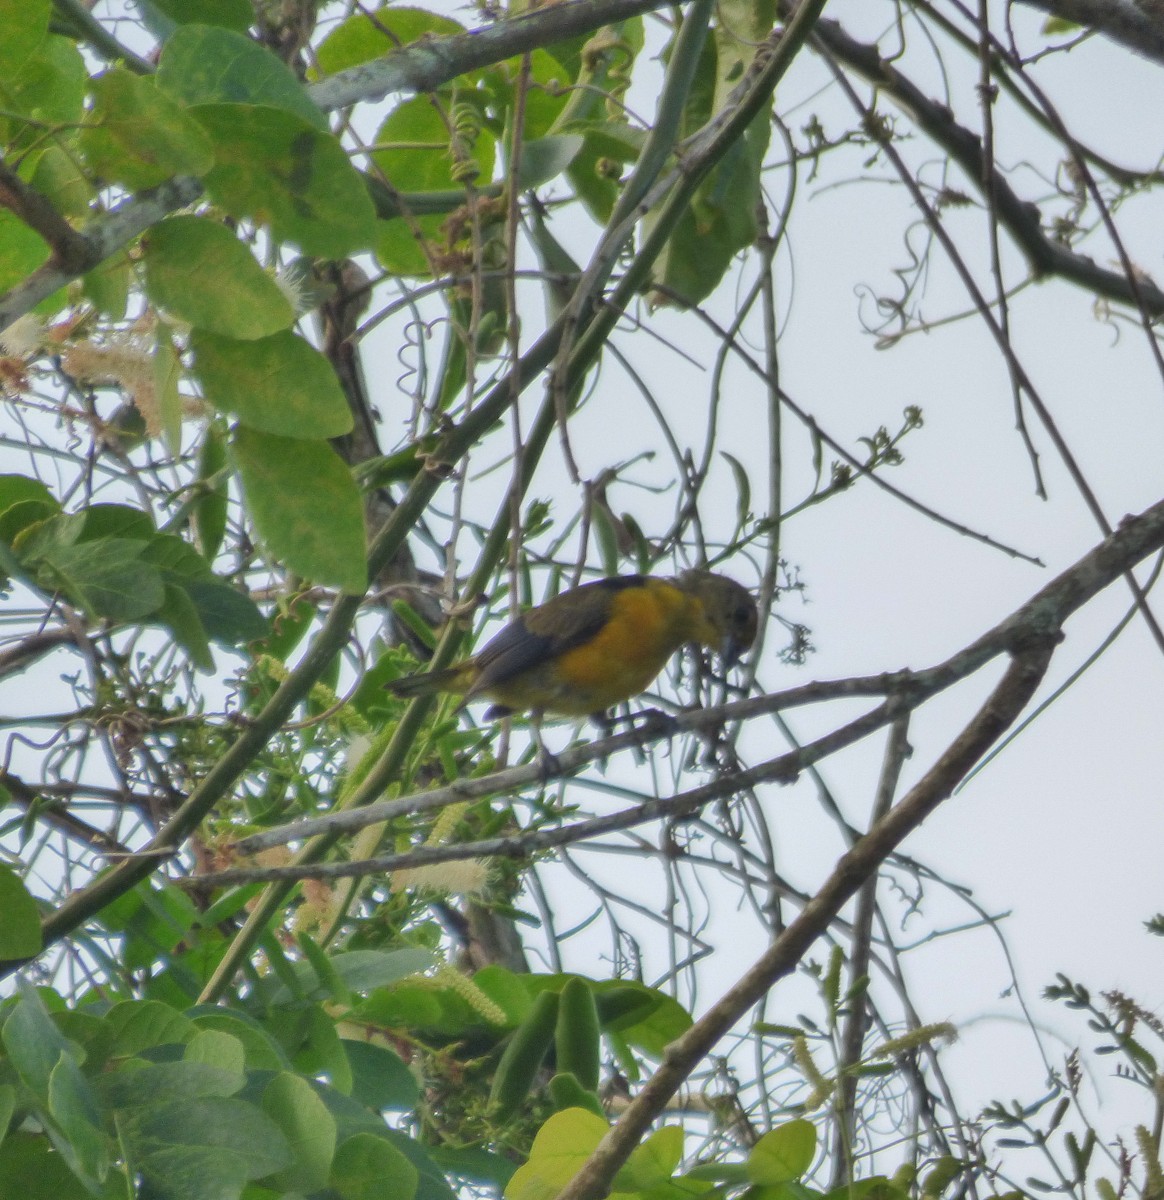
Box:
[680,571,759,667]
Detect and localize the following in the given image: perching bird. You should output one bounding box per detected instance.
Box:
[385,572,759,733]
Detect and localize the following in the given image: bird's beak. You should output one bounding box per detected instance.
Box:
[721,634,747,668]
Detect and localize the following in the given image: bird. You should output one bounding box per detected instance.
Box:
[385,572,759,751]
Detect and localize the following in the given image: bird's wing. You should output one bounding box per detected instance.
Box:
[469,576,645,693]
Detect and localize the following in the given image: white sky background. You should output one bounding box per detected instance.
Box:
[4,0,1162,1164]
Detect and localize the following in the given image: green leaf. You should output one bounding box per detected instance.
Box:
[0,475,57,527]
[0,0,49,76]
[0,1132,99,1200]
[2,35,86,149]
[191,330,353,438]
[82,252,131,320]
[343,1040,420,1111]
[182,579,269,645]
[33,537,165,621]
[264,1005,352,1095]
[330,1133,419,1200]
[0,864,41,958]
[1043,16,1081,35]
[0,210,49,298]
[2,983,69,1101]
[150,0,252,31]
[192,425,229,560]
[186,1009,290,1072]
[515,135,584,189]
[316,7,465,73]
[46,1053,110,1190]
[81,69,215,190]
[374,216,437,278]
[191,104,377,256]
[373,96,494,192]
[0,1083,14,1150]
[182,1030,245,1078]
[649,104,769,305]
[231,427,367,593]
[157,24,326,129]
[104,999,197,1056]
[565,122,646,224]
[143,216,294,339]
[505,1109,608,1200]
[262,1071,337,1193]
[98,1060,243,1110]
[120,1097,291,1200]
[603,983,691,1057]
[430,1145,518,1189]
[28,146,91,220]
[747,1120,817,1185]
[616,1124,684,1191]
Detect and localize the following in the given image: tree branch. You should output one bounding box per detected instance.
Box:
[1016,0,1164,67]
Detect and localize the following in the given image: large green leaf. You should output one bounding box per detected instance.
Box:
[28,146,91,219]
[119,1097,291,1200]
[0,211,49,297]
[231,427,367,593]
[373,96,494,192]
[191,329,353,438]
[262,1071,337,1193]
[46,1053,110,1189]
[0,1132,102,1200]
[0,865,41,959]
[505,1108,608,1200]
[747,1120,817,1185]
[149,0,252,31]
[316,7,464,73]
[97,1060,243,1110]
[1,35,86,148]
[330,1133,418,1200]
[182,579,268,645]
[191,104,377,256]
[0,0,49,76]
[343,1040,419,1111]
[33,537,165,621]
[156,24,326,129]
[155,582,213,670]
[2,984,68,1101]
[103,999,197,1056]
[143,216,294,339]
[156,25,324,129]
[80,69,214,190]
[614,1125,684,1192]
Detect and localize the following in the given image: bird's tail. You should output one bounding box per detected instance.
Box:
[385,666,468,699]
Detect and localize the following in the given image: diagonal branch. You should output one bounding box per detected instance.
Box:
[1015,0,1164,67]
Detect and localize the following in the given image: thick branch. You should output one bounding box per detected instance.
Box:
[310,0,675,109]
[1016,0,1164,67]
[0,176,204,331]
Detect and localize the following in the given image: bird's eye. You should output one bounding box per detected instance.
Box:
[735,604,751,623]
